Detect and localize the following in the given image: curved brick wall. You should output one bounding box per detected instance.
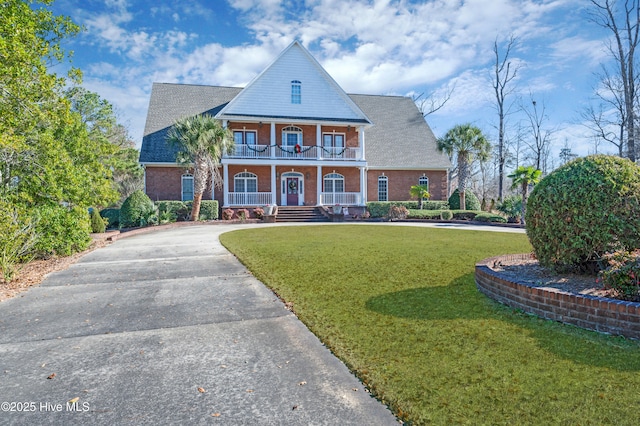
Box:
[476,254,640,340]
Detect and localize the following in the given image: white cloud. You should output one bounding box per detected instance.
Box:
[66,0,605,149]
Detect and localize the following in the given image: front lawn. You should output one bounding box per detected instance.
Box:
[220,225,640,425]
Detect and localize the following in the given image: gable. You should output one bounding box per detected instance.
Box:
[217,41,371,124]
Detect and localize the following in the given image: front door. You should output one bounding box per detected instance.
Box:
[286,177,299,206]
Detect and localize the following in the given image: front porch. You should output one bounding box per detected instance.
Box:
[221,164,367,208]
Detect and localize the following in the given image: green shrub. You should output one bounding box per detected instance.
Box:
[119,190,157,228]
[32,205,92,258]
[497,195,522,223]
[368,201,448,217]
[448,189,481,211]
[474,212,508,223]
[407,209,442,219]
[440,210,453,220]
[156,201,190,221]
[253,207,265,219]
[451,210,478,221]
[598,250,640,300]
[100,208,120,229]
[526,155,640,273]
[198,200,219,220]
[0,205,37,282]
[90,208,106,233]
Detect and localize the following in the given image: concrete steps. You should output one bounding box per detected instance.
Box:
[276,206,329,222]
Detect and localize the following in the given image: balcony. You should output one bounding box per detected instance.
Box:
[224,144,363,161]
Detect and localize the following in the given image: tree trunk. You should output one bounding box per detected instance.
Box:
[521,183,528,226]
[457,153,469,210]
[190,192,202,221]
[190,155,208,222]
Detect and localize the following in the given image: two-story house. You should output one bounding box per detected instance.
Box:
[140,41,451,214]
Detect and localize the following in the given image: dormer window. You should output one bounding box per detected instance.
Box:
[291,80,301,104]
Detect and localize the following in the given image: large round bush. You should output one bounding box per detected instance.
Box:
[119,190,156,228]
[526,155,640,273]
[448,189,481,211]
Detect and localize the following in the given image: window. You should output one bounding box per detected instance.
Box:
[234,172,257,193]
[324,173,344,193]
[291,80,301,104]
[378,175,388,202]
[282,126,302,147]
[419,175,429,190]
[233,130,256,145]
[322,133,344,148]
[182,174,194,201]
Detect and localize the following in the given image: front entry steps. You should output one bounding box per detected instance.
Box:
[276,206,329,222]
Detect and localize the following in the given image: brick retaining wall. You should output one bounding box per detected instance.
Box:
[476,254,640,340]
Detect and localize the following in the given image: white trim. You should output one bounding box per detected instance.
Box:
[181,174,194,202]
[280,171,304,206]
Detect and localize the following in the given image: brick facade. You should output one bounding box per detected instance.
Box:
[145,166,214,202]
[476,254,640,340]
[367,169,448,202]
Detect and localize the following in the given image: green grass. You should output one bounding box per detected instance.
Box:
[220,225,640,425]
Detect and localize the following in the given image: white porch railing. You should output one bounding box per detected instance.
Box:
[320,192,362,205]
[228,192,273,206]
[230,144,271,159]
[224,145,362,161]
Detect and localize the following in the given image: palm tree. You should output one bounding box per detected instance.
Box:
[167,114,234,221]
[437,124,491,210]
[508,165,542,226]
[409,184,430,209]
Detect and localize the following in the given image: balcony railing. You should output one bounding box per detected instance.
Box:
[228,192,273,206]
[225,144,363,161]
[320,192,362,205]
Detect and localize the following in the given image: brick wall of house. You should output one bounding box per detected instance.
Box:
[145,166,213,202]
[476,254,640,340]
[366,169,448,202]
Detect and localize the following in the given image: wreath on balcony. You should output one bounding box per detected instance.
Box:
[294,143,301,154]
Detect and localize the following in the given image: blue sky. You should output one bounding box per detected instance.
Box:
[48,0,615,163]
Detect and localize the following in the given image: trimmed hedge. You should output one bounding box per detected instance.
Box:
[100,208,120,229]
[155,200,219,221]
[199,200,219,220]
[451,210,479,221]
[156,201,190,221]
[367,201,449,217]
[407,209,442,219]
[474,212,507,223]
[90,208,106,233]
[448,189,481,211]
[526,154,640,273]
[120,190,157,228]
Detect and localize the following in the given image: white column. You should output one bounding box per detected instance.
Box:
[316,124,322,159]
[271,164,277,205]
[223,163,229,207]
[317,166,323,205]
[360,167,367,205]
[270,122,276,158]
[359,126,366,160]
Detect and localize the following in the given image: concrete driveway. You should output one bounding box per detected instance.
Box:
[0,224,398,425]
